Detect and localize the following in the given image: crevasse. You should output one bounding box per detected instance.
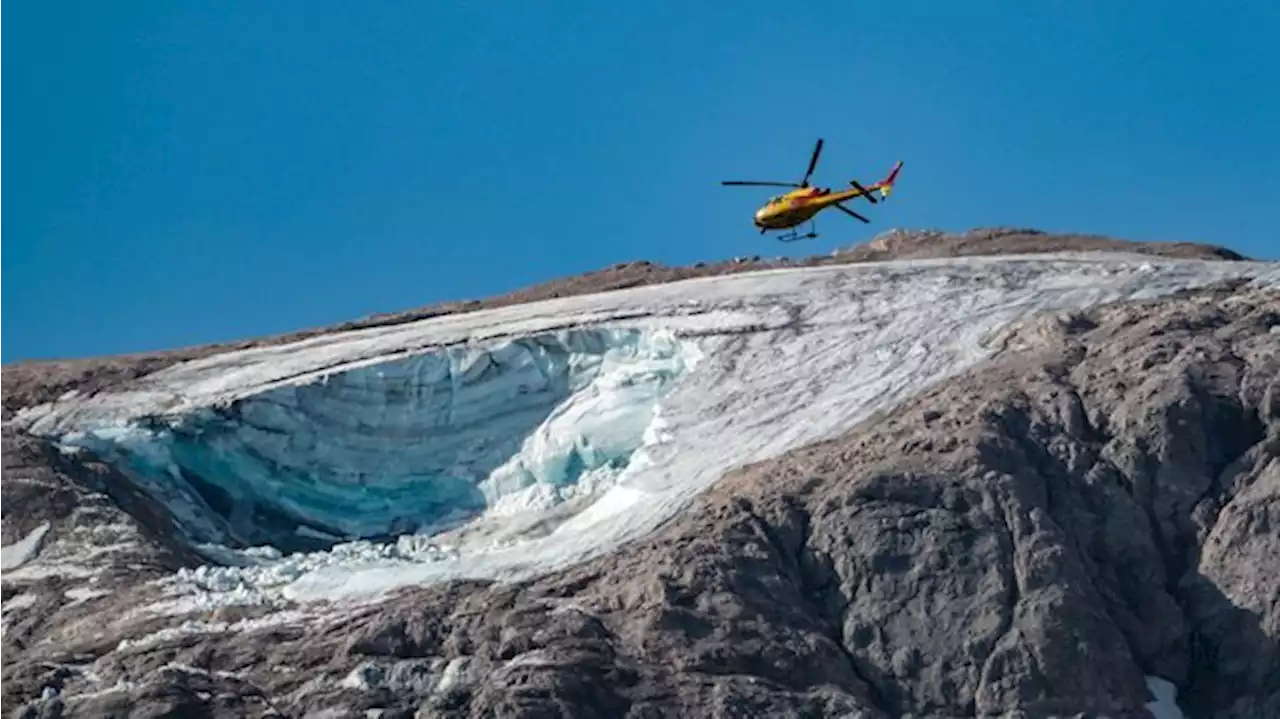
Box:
[59,327,696,552]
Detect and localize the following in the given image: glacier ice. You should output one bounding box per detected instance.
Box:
[56,327,697,551]
[1144,676,1186,719]
[17,252,1280,611]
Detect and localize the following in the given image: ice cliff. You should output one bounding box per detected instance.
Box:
[45,328,695,551]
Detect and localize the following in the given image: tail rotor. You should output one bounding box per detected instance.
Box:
[877,160,904,199]
[848,161,902,203]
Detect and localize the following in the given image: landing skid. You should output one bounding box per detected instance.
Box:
[764,220,819,243]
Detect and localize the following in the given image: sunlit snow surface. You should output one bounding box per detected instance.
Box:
[14,253,1280,613]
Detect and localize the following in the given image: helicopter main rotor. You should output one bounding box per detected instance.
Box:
[721,138,825,189]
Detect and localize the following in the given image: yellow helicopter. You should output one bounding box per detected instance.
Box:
[722,138,903,242]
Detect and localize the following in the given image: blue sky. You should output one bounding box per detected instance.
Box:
[7,1,1279,361]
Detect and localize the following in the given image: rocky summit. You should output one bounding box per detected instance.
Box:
[3,229,1278,718]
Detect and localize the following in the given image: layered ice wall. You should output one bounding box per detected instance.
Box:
[56,328,696,551]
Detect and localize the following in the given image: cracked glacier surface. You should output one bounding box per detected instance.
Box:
[55,328,697,553]
[14,252,1280,612]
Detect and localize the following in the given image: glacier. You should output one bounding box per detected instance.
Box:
[48,327,696,551]
[13,252,1280,613]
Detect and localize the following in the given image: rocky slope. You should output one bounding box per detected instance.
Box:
[2,230,1277,718]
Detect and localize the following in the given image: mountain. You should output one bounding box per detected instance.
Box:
[2,228,1276,718]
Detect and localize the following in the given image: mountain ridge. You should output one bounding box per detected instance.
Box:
[3,229,1276,718]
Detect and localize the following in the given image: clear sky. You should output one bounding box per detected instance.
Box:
[6,1,1279,361]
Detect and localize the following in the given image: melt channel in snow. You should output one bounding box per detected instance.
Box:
[14,252,1279,612]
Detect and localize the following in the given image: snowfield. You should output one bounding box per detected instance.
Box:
[12,252,1280,615]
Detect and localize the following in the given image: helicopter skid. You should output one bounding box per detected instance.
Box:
[766,219,820,243]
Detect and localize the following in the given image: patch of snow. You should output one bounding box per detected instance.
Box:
[2,519,143,582]
[59,678,139,702]
[64,587,112,604]
[434,657,482,694]
[113,610,311,652]
[2,593,39,614]
[2,562,99,581]
[161,662,245,682]
[1,522,51,570]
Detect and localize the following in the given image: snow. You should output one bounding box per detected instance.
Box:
[12,252,1280,613]
[2,593,39,614]
[113,610,312,652]
[1,522,51,571]
[64,586,112,604]
[1,517,145,582]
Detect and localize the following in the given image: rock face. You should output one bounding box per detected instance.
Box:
[3,233,1277,718]
[841,227,1248,264]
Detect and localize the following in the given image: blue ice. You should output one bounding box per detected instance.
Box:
[63,328,693,549]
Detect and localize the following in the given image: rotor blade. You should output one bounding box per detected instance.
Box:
[834,203,870,223]
[849,179,878,203]
[721,180,802,187]
[801,138,824,186]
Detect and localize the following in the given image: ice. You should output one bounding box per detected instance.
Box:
[51,327,695,549]
[13,252,1280,611]
[341,659,443,694]
[1144,676,1185,719]
[1,522,51,571]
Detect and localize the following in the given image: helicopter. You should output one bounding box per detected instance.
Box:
[722,138,903,242]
